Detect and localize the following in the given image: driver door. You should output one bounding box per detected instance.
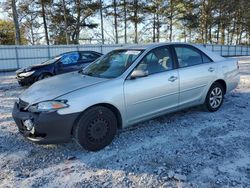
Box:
[124,46,179,124]
[56,52,80,74]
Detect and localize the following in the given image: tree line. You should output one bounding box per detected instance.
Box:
[1,0,250,45]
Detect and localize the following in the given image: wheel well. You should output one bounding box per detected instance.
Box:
[214,79,227,94]
[42,72,53,76]
[96,103,123,129]
[37,72,53,80]
[72,103,123,134]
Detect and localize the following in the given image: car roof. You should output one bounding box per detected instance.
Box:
[117,42,225,61]
[117,42,184,50]
[61,51,103,55]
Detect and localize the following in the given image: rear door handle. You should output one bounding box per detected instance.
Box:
[208,67,215,72]
[168,76,178,82]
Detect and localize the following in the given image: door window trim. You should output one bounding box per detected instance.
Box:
[172,44,213,69]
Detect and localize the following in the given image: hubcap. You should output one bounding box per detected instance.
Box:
[209,87,223,108]
[87,118,109,142]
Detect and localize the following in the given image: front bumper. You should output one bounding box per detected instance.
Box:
[16,75,35,86]
[12,102,80,144]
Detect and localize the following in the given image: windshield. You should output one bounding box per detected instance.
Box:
[82,50,142,78]
[42,56,61,64]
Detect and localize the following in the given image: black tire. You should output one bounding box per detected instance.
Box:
[18,82,25,87]
[204,82,224,112]
[73,106,117,151]
[37,73,51,81]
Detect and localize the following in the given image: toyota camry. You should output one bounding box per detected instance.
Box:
[12,43,240,151]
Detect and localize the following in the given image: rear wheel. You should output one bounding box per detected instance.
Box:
[204,82,224,112]
[73,106,117,151]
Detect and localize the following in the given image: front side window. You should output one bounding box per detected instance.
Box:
[82,50,142,78]
[60,52,80,65]
[135,47,173,75]
[175,46,203,68]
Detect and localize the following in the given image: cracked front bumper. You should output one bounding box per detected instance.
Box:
[12,102,80,144]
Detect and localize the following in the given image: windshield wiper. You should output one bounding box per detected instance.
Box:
[81,71,94,76]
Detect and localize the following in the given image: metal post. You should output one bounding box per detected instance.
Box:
[228,45,230,56]
[241,46,243,56]
[47,45,51,59]
[235,45,237,56]
[15,46,20,69]
[100,45,103,54]
[220,45,223,56]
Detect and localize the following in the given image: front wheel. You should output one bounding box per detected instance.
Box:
[204,82,224,112]
[73,106,117,151]
[37,73,51,81]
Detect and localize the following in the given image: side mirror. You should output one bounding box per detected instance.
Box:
[130,69,148,79]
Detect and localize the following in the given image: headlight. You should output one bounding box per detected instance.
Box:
[19,71,35,77]
[28,100,69,112]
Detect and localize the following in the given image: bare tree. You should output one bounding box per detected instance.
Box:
[113,0,118,44]
[11,0,21,45]
[62,0,69,44]
[123,0,127,43]
[100,0,104,44]
[41,0,49,45]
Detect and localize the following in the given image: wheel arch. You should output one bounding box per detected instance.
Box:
[36,72,53,81]
[213,79,227,94]
[71,103,123,135]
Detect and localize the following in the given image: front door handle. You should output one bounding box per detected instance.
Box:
[208,67,215,72]
[168,76,178,82]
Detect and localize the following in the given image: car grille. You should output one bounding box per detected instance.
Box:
[19,99,29,110]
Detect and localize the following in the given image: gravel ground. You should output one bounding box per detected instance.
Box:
[0,57,250,188]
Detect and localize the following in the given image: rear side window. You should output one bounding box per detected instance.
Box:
[202,53,213,63]
[175,47,203,68]
[80,52,99,60]
[60,52,80,65]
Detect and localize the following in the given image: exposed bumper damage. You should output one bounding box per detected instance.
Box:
[12,101,79,144]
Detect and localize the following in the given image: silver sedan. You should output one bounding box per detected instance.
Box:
[12,43,240,151]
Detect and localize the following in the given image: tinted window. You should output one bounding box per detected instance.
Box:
[175,47,203,68]
[81,52,99,60]
[135,47,173,75]
[60,52,80,65]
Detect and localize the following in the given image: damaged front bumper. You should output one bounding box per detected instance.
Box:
[12,101,79,144]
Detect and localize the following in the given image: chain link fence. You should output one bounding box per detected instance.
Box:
[0,44,249,71]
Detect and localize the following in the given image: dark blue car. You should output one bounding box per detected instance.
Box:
[16,51,102,86]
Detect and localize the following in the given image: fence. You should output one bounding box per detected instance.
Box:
[0,44,249,71]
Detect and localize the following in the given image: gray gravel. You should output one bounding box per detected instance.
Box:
[0,57,250,188]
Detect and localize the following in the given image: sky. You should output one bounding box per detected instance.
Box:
[0,0,9,20]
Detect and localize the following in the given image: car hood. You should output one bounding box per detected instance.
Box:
[20,72,108,105]
[16,61,56,74]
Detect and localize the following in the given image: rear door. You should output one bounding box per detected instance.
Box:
[124,46,179,124]
[173,44,217,108]
[57,52,81,74]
